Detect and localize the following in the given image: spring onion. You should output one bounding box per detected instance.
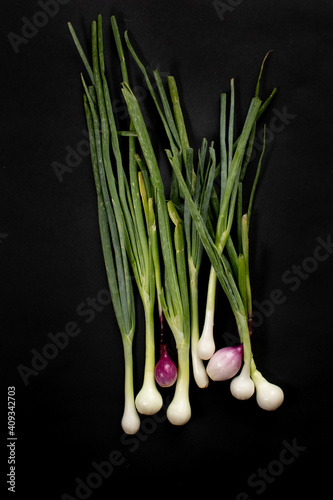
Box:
[123,37,216,389]
[120,77,192,425]
[68,13,285,435]
[80,59,140,435]
[124,41,283,411]
[69,15,164,425]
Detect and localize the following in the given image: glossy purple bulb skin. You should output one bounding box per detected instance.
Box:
[206,344,243,381]
[155,344,177,388]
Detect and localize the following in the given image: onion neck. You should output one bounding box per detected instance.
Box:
[135,303,163,415]
[236,310,253,367]
[198,266,217,360]
[121,336,140,434]
[190,268,209,388]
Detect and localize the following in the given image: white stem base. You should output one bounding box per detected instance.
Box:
[197,309,215,360]
[192,350,209,388]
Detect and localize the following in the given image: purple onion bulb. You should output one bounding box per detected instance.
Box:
[155,344,178,388]
[206,345,243,381]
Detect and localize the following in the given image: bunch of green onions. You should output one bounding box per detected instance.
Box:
[68,15,284,434]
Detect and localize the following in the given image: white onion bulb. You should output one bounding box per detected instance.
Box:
[252,370,284,411]
[230,363,255,400]
[135,379,163,415]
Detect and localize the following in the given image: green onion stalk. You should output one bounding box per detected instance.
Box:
[70,14,284,418]
[121,80,192,426]
[199,55,277,362]
[120,33,258,390]
[163,86,261,399]
[79,63,139,434]
[122,32,283,409]
[120,27,217,422]
[112,21,192,424]
[123,34,217,391]
[194,54,283,408]
[169,69,284,409]
[183,140,217,389]
[136,169,178,390]
[167,80,218,389]
[68,16,165,430]
[122,28,255,393]
[164,92,259,403]
[109,15,164,417]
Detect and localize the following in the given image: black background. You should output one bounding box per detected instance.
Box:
[2,0,333,498]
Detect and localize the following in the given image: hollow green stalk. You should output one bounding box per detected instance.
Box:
[121,36,260,389]
[199,87,261,359]
[200,53,275,360]
[108,15,162,414]
[166,201,191,425]
[121,72,248,385]
[122,35,249,319]
[184,142,216,384]
[83,87,139,435]
[154,68,216,386]
[121,78,193,424]
[189,259,209,387]
[70,16,162,421]
[161,91,256,380]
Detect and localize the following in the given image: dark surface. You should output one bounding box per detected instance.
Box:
[1,1,332,498]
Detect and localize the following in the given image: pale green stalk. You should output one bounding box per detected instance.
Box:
[108,15,162,414]
[201,52,275,360]
[122,37,248,315]
[120,65,251,376]
[153,81,256,381]
[121,83,184,333]
[160,83,257,386]
[121,78,194,424]
[159,74,215,386]
[166,201,191,424]
[199,88,261,359]
[83,88,139,435]
[70,16,162,422]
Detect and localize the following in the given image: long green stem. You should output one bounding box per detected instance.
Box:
[68,22,94,84]
[241,215,252,318]
[189,262,209,388]
[135,302,163,415]
[83,81,134,336]
[235,311,252,369]
[121,83,184,326]
[82,67,138,434]
[122,34,247,360]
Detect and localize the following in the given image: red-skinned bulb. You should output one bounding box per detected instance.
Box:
[155,344,177,388]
